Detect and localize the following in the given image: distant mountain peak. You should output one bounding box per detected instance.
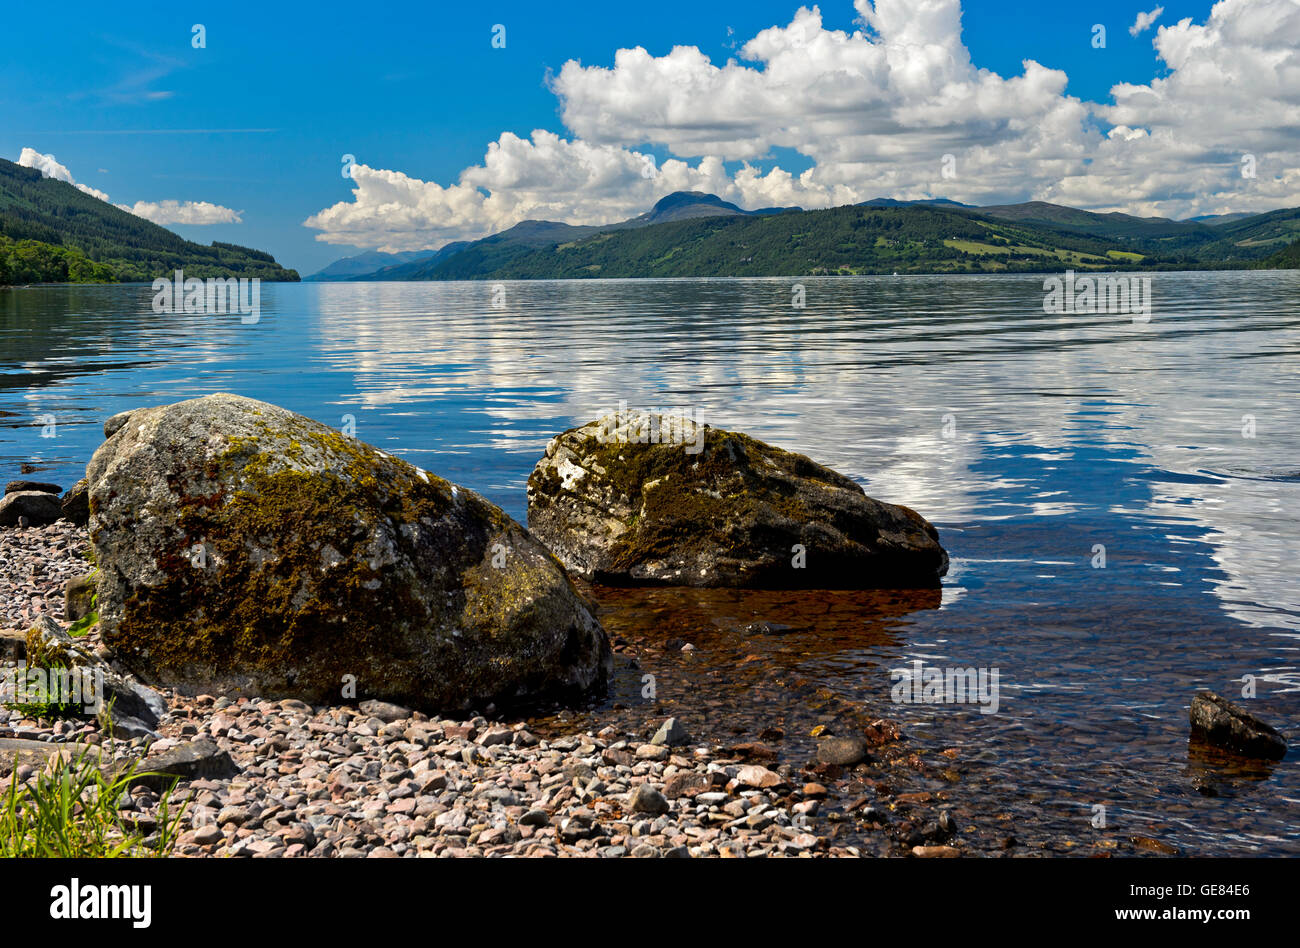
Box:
[633,191,747,225]
[650,191,738,212]
[859,197,975,209]
[635,191,798,225]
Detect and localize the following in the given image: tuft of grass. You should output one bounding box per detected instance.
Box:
[0,744,188,858]
[67,611,98,637]
[69,570,99,637]
[3,663,81,719]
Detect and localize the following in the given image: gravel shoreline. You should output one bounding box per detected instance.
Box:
[0,521,1108,858]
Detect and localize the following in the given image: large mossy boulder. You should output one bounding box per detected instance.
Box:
[526,412,948,588]
[85,394,610,712]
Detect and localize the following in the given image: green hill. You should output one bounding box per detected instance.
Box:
[977,201,1209,242]
[1260,238,1300,268]
[969,200,1300,264]
[0,158,297,285]
[1204,208,1300,260]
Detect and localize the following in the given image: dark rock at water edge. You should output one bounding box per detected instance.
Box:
[1189,691,1287,760]
[527,412,948,589]
[60,478,89,526]
[0,490,63,527]
[84,393,611,714]
[5,480,61,495]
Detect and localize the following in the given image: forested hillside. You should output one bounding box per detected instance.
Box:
[474,204,1157,279]
[0,158,297,284]
[1260,238,1300,268]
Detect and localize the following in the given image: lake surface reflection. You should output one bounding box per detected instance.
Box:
[3,272,1298,853]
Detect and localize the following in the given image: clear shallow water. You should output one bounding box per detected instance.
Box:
[2,273,1299,854]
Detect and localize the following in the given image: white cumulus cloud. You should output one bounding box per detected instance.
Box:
[120,200,242,226]
[16,147,242,225]
[1060,0,1300,215]
[18,147,112,202]
[304,0,1300,251]
[303,132,849,252]
[1130,6,1165,36]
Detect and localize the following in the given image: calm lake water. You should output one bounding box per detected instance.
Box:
[3,273,1298,854]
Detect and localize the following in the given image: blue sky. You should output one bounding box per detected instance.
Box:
[2,0,1284,274]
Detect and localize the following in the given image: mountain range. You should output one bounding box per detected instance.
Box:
[3,156,1295,288]
[316,191,800,282]
[308,191,1300,281]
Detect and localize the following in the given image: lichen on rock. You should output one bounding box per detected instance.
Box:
[526,411,948,589]
[84,393,610,712]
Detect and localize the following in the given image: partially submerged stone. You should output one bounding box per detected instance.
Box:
[526,412,948,588]
[85,393,610,713]
[1189,691,1287,760]
[650,716,691,747]
[815,735,868,766]
[0,490,63,527]
[912,845,961,858]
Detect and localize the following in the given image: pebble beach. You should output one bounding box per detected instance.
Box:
[0,519,977,858]
[3,520,1206,858]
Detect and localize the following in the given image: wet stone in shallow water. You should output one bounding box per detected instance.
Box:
[1189,691,1287,760]
[526,413,948,589]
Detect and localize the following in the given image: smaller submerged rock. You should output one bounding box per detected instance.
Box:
[815,735,868,766]
[526,411,948,589]
[1189,691,1287,760]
